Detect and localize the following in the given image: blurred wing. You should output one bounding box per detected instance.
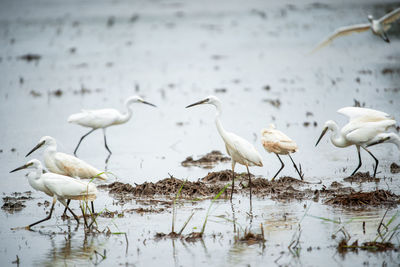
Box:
[261,128,297,153]
[338,107,391,122]
[54,153,106,180]
[312,23,370,53]
[226,133,263,167]
[379,7,400,25]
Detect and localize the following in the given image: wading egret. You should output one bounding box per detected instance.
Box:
[68,95,156,156]
[186,95,263,201]
[261,124,303,181]
[315,107,397,177]
[312,7,400,52]
[10,159,97,229]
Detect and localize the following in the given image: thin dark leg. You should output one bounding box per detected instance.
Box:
[272,154,285,181]
[103,129,112,155]
[362,146,379,177]
[66,206,80,224]
[74,129,96,156]
[351,145,362,176]
[91,201,95,214]
[27,199,56,229]
[246,165,252,211]
[63,199,71,215]
[80,204,89,228]
[230,163,235,201]
[288,154,303,180]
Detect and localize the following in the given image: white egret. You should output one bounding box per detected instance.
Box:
[10,159,97,229]
[68,95,156,156]
[26,136,105,215]
[315,107,397,177]
[186,95,263,201]
[312,7,400,52]
[261,124,303,181]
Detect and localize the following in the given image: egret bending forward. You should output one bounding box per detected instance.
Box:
[316,107,399,177]
[312,7,400,52]
[68,95,156,156]
[261,124,303,181]
[10,159,97,229]
[186,96,263,201]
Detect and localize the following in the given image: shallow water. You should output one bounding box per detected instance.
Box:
[1,0,400,266]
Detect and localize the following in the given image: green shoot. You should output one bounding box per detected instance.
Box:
[172,180,186,233]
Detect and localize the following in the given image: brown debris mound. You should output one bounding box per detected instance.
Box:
[338,239,397,253]
[343,172,380,183]
[201,170,234,183]
[238,232,265,245]
[325,190,400,207]
[390,163,400,174]
[1,192,33,213]
[181,150,230,168]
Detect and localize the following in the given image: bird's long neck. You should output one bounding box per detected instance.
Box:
[44,143,57,156]
[27,167,43,191]
[329,122,349,148]
[213,101,228,142]
[120,101,133,123]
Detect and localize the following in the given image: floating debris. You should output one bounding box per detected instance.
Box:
[181,150,230,168]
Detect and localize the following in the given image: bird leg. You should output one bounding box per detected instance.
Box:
[74,129,96,156]
[272,154,285,181]
[66,206,80,224]
[103,128,112,155]
[288,154,303,180]
[351,145,362,176]
[26,197,56,230]
[230,162,236,201]
[362,146,379,177]
[246,165,253,211]
[91,201,95,214]
[62,199,71,217]
[380,32,390,43]
[80,203,89,229]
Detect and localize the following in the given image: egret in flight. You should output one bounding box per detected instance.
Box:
[10,159,97,229]
[312,7,400,52]
[68,95,156,156]
[261,124,303,181]
[315,107,397,177]
[186,96,263,201]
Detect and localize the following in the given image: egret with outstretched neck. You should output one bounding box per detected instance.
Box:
[186,96,263,202]
[68,95,156,156]
[312,7,400,52]
[10,159,97,229]
[315,107,398,177]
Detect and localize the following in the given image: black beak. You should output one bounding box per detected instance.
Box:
[185,98,209,108]
[141,100,157,107]
[10,163,32,173]
[367,136,390,147]
[26,140,45,157]
[315,127,328,147]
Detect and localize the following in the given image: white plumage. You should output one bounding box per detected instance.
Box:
[186,95,263,201]
[316,106,399,177]
[10,159,97,229]
[26,136,107,180]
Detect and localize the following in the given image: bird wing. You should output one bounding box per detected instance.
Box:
[338,107,391,122]
[261,128,298,154]
[312,23,371,53]
[225,132,263,167]
[68,108,121,128]
[42,173,98,199]
[54,152,107,180]
[345,120,396,144]
[379,7,400,25]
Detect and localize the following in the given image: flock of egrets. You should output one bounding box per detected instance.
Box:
[9,7,400,230]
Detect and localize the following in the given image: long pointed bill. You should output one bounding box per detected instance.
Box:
[315,127,328,147]
[10,162,33,173]
[366,137,390,147]
[26,140,45,157]
[141,100,157,107]
[185,98,208,108]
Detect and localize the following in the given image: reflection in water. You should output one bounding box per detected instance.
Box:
[36,226,109,267]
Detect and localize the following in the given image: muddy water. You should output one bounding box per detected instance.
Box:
[1,0,400,266]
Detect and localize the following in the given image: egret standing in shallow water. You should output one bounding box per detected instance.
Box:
[10,159,97,229]
[186,96,263,201]
[312,7,400,52]
[261,124,303,181]
[315,107,398,177]
[68,95,156,156]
